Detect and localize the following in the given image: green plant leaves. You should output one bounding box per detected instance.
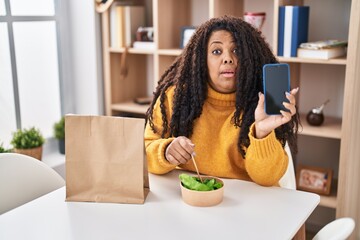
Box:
[53,116,65,139]
[179,173,223,191]
[11,127,45,149]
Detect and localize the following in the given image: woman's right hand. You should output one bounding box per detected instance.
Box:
[165,136,195,165]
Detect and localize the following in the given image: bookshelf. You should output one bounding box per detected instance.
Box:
[100,0,360,235]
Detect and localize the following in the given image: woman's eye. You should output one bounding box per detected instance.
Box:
[212,49,221,55]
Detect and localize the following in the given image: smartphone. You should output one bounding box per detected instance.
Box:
[263,63,290,115]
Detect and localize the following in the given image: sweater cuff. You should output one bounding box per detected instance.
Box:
[158,137,176,168]
[248,123,281,159]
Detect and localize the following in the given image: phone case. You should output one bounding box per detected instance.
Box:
[263,63,290,115]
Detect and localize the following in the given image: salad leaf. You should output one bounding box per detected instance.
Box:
[213,182,223,189]
[179,173,223,191]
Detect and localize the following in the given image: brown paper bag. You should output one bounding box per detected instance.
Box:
[65,115,149,204]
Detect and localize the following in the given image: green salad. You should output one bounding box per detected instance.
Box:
[179,173,223,191]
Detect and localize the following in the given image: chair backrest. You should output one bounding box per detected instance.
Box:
[312,217,355,240]
[279,142,296,190]
[0,153,65,214]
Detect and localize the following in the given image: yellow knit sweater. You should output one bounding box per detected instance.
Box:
[144,86,288,186]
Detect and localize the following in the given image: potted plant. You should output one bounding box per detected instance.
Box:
[11,127,45,160]
[53,117,65,154]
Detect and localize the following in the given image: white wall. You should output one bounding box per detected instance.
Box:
[63,0,103,115]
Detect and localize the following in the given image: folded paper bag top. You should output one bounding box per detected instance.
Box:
[65,115,149,204]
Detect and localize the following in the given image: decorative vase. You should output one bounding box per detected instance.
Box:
[244,12,266,31]
[13,146,43,160]
[306,99,330,126]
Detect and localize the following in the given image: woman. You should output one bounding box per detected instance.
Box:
[145,15,299,186]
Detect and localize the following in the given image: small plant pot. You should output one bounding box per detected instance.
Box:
[180,176,224,207]
[13,146,43,160]
[58,139,65,154]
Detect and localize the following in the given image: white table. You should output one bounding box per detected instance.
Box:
[0,170,319,240]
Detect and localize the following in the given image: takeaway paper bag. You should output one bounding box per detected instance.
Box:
[65,115,149,204]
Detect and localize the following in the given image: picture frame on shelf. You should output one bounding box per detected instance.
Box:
[180,26,196,49]
[296,165,333,195]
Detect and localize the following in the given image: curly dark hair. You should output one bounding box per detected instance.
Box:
[146,15,299,157]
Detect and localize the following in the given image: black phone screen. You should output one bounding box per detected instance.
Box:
[263,63,290,115]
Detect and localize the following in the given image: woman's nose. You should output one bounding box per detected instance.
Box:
[223,53,234,64]
[224,59,233,64]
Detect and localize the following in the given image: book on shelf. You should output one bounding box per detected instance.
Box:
[278,6,309,57]
[299,40,348,50]
[133,41,155,50]
[297,47,346,59]
[110,5,125,48]
[110,5,145,48]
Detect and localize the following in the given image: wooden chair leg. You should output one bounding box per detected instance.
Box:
[293,223,306,240]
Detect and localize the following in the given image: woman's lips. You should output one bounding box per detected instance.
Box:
[221,70,235,78]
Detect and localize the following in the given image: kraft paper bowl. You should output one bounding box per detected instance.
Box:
[180,176,224,207]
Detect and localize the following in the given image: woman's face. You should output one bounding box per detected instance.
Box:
[207,30,238,93]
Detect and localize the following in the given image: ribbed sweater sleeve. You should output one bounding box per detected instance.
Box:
[245,123,289,186]
[145,134,176,174]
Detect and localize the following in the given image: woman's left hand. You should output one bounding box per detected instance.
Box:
[254,87,299,139]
